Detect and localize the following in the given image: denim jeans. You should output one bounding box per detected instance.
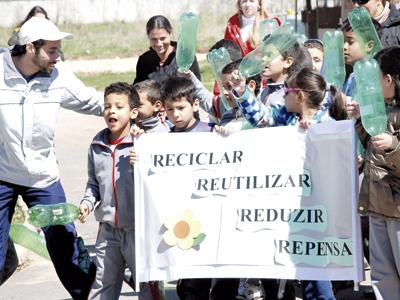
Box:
[0,180,96,299]
[302,280,335,300]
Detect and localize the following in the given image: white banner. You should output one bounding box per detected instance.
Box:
[134,120,363,283]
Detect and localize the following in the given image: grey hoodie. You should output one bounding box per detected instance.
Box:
[81,128,135,230]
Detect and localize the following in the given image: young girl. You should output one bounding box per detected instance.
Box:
[347,46,400,300]
[231,67,346,300]
[259,41,313,108]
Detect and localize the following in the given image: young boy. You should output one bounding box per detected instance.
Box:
[78,82,150,299]
[160,77,213,299]
[342,18,366,98]
[304,39,324,73]
[133,79,170,133]
[162,77,212,133]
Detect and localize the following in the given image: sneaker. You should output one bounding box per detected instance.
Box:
[236,278,265,300]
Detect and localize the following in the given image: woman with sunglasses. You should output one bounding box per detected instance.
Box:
[352,0,400,47]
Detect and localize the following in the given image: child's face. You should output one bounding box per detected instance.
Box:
[137,91,161,121]
[284,86,302,114]
[380,71,396,99]
[221,72,241,108]
[343,31,364,65]
[307,48,324,73]
[262,55,286,82]
[103,93,137,140]
[165,97,199,131]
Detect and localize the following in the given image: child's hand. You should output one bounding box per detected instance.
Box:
[372,133,394,151]
[78,204,90,223]
[130,125,145,137]
[229,70,247,97]
[177,70,193,78]
[299,120,312,130]
[214,125,231,136]
[346,101,360,119]
[129,149,138,166]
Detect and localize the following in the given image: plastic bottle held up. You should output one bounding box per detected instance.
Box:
[9,224,51,260]
[239,23,298,78]
[208,47,232,109]
[176,12,200,72]
[348,7,382,59]
[322,30,346,89]
[354,58,388,136]
[259,19,279,40]
[28,203,80,228]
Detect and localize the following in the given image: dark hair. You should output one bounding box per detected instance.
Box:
[133,80,161,105]
[18,6,48,28]
[161,77,196,105]
[341,17,382,36]
[104,82,140,109]
[286,68,346,119]
[146,15,172,35]
[208,39,242,61]
[304,39,324,52]
[375,46,400,101]
[282,42,313,78]
[222,59,261,96]
[11,39,45,56]
[221,59,242,75]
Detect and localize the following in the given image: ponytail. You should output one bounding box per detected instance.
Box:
[328,85,348,121]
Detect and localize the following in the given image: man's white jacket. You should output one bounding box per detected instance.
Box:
[0,49,104,188]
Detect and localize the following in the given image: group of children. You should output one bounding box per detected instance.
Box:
[75,12,400,300]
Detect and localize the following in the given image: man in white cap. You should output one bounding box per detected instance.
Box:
[0,17,103,299]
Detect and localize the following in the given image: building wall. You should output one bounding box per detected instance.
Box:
[0,0,294,27]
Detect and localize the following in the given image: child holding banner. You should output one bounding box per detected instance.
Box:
[159,76,214,299]
[230,67,347,300]
[78,82,151,300]
[346,46,400,300]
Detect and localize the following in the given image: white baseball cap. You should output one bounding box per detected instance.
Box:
[18,17,72,45]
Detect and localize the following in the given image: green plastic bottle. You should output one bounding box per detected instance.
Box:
[9,224,51,260]
[354,59,388,136]
[348,7,382,59]
[259,19,279,40]
[207,47,232,109]
[28,203,79,228]
[239,24,298,78]
[176,12,200,72]
[323,30,346,89]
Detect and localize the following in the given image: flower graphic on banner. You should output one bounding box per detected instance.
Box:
[162,209,206,250]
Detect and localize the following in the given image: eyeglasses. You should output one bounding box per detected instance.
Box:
[351,0,370,5]
[283,86,302,96]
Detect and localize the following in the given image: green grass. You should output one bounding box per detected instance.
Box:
[77,60,214,91]
[0,15,230,59]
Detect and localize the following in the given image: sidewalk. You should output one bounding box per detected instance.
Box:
[64,53,208,74]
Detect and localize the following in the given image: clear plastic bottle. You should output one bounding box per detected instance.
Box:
[176,12,200,72]
[348,7,382,59]
[354,59,388,136]
[323,30,346,89]
[28,203,79,228]
[259,19,279,40]
[9,224,50,260]
[208,47,232,109]
[239,24,298,78]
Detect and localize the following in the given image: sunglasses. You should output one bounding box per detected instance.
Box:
[283,86,302,96]
[351,0,369,5]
